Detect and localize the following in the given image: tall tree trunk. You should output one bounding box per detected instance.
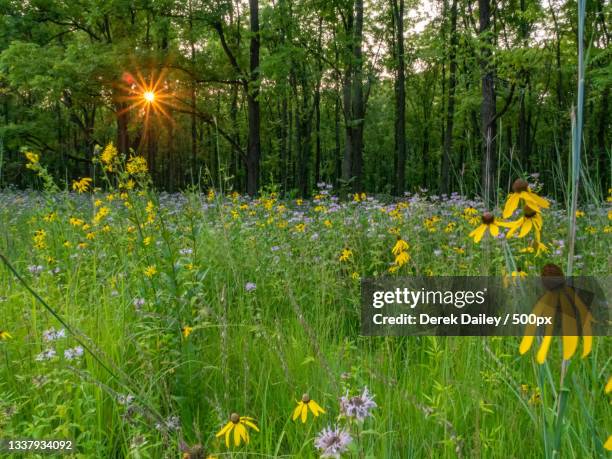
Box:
[246,0,261,196]
[392,0,406,195]
[440,0,458,195]
[351,0,365,191]
[342,0,366,193]
[479,0,496,207]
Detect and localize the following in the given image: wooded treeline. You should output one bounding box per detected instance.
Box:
[0,0,609,200]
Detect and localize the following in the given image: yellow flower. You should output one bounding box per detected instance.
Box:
[519,264,592,364]
[100,142,118,170]
[144,265,157,278]
[324,219,332,228]
[394,250,410,267]
[0,330,12,340]
[72,177,92,193]
[126,156,148,175]
[292,394,325,423]
[505,207,543,241]
[503,179,549,218]
[182,326,193,338]
[339,248,352,262]
[33,229,47,249]
[143,236,152,246]
[468,212,501,243]
[93,206,110,224]
[575,210,584,218]
[511,269,527,278]
[24,151,39,164]
[215,413,259,448]
[294,223,306,233]
[43,212,57,222]
[392,238,409,255]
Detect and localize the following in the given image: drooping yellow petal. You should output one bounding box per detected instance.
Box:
[234,423,242,446]
[605,435,612,451]
[470,224,487,243]
[536,335,554,364]
[518,218,533,238]
[216,422,233,438]
[566,286,593,358]
[606,377,612,394]
[293,402,303,421]
[309,400,326,416]
[237,423,249,444]
[225,427,232,448]
[559,292,578,360]
[503,193,521,218]
[506,219,523,238]
[301,403,308,423]
[242,419,259,432]
[519,291,552,355]
[526,191,549,209]
[489,223,499,237]
[536,292,558,364]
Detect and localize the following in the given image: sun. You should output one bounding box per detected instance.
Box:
[143,91,155,103]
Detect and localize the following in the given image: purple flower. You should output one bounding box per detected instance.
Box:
[340,387,377,421]
[64,346,84,360]
[133,298,145,309]
[245,282,257,292]
[35,348,56,361]
[314,425,352,458]
[43,327,66,342]
[28,265,44,275]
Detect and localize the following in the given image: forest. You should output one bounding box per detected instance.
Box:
[0,0,609,200]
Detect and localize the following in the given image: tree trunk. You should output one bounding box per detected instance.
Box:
[246,0,261,196]
[392,0,406,195]
[351,0,365,191]
[440,0,458,195]
[479,0,496,207]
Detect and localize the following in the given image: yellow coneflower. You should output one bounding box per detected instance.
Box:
[391,237,409,255]
[519,264,592,364]
[339,248,352,262]
[182,326,193,338]
[215,413,259,448]
[505,207,543,241]
[72,177,92,193]
[144,265,157,278]
[0,330,12,340]
[292,393,325,423]
[394,250,410,267]
[503,178,549,218]
[468,212,501,243]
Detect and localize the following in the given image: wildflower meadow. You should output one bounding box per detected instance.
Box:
[0,146,610,457]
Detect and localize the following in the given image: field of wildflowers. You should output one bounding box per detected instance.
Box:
[0,147,610,458]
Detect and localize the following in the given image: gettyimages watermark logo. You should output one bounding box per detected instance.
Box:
[361,273,610,336]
